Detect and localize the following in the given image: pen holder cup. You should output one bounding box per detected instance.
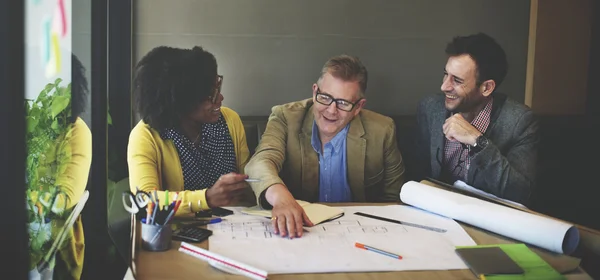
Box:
[141,223,172,252]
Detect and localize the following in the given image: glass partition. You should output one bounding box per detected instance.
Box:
[25,0,92,278]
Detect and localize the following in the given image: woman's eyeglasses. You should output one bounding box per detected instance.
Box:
[209,75,223,103]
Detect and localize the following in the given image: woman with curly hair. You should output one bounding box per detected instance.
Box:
[52,54,92,280]
[127,46,253,214]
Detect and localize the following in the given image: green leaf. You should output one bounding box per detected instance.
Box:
[30,106,41,119]
[50,95,70,118]
[107,111,113,125]
[57,85,67,97]
[27,116,39,133]
[51,119,59,131]
[41,83,54,98]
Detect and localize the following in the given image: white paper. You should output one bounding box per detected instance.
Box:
[453,180,528,209]
[209,205,476,274]
[400,181,580,254]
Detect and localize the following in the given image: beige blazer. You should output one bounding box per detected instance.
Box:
[245,98,405,206]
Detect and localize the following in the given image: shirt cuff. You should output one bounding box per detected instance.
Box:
[189,189,211,212]
[259,190,273,210]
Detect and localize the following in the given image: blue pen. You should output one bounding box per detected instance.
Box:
[207,217,222,224]
[188,217,222,226]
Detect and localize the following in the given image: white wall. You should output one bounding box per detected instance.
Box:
[26,0,72,101]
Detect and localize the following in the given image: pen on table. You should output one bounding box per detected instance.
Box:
[188,217,222,226]
[354,212,447,233]
[245,178,261,182]
[355,242,403,260]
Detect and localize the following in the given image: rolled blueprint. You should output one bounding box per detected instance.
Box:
[400,181,580,254]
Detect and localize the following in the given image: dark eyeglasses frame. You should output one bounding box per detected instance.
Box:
[315,87,362,112]
[210,75,224,103]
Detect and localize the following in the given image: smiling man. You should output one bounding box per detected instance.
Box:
[245,55,405,238]
[415,33,540,206]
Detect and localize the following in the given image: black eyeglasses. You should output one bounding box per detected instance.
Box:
[209,75,223,103]
[315,87,362,112]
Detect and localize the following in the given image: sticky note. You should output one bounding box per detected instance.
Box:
[41,16,51,64]
[57,0,67,37]
[45,33,61,78]
[52,0,68,39]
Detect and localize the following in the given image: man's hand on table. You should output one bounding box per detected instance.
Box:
[265,184,314,238]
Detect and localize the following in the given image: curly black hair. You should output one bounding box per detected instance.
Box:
[445,32,508,90]
[133,46,218,131]
[71,54,87,123]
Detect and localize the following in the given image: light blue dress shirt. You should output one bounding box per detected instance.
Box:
[311,121,352,202]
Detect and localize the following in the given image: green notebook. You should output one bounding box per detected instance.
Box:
[455,244,565,280]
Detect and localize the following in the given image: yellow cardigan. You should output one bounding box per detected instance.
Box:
[55,117,92,280]
[127,107,250,214]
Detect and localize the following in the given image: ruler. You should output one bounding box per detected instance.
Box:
[354,212,447,233]
[179,242,268,280]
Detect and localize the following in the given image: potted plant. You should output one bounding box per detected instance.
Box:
[25,78,74,279]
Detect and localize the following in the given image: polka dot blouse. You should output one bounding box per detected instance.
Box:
[160,115,237,191]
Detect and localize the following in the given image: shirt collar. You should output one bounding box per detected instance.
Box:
[311,121,350,153]
[471,98,494,134]
[159,127,179,140]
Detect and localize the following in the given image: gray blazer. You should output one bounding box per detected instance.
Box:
[415,93,540,205]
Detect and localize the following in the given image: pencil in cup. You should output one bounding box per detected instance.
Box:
[146,202,153,224]
[355,242,403,260]
[146,199,182,248]
[162,199,182,225]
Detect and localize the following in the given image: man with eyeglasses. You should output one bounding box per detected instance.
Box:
[415,33,539,206]
[245,55,405,238]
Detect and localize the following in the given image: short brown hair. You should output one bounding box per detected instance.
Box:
[318,55,368,96]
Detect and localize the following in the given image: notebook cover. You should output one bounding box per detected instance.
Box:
[241,200,343,225]
[455,247,524,276]
[302,203,344,225]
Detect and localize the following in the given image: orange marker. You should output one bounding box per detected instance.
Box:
[146,202,153,224]
[355,242,403,260]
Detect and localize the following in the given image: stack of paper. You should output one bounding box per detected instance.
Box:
[208,205,477,274]
[453,180,528,210]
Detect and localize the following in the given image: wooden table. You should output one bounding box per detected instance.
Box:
[125,203,592,280]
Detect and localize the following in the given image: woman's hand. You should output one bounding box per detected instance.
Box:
[205,173,249,208]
